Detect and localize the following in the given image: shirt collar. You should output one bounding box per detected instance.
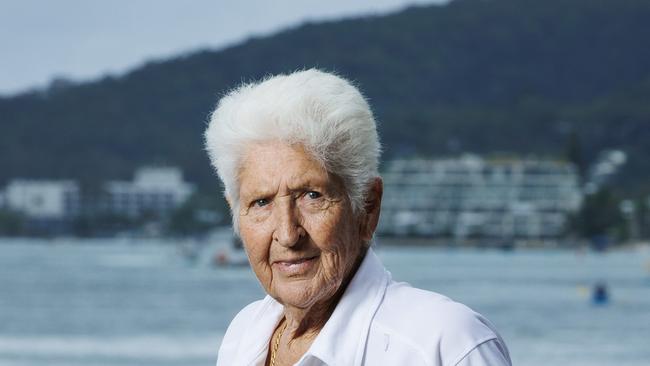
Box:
[299,248,389,366]
[236,294,284,365]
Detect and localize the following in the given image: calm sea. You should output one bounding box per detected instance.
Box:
[1,236,649,366]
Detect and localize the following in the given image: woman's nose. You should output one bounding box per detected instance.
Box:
[272,199,305,247]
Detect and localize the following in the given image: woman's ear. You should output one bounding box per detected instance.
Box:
[360,177,383,242]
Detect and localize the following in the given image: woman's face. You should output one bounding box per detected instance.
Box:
[236,141,366,309]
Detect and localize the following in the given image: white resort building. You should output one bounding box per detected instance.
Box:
[2,179,80,220]
[378,155,582,241]
[103,167,195,218]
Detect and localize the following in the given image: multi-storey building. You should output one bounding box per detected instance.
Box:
[103,167,194,219]
[3,180,80,219]
[379,155,582,241]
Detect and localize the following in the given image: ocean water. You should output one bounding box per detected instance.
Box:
[1,237,649,366]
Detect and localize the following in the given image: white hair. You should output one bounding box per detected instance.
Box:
[204,69,381,231]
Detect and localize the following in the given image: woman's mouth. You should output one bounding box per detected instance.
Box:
[273,256,319,276]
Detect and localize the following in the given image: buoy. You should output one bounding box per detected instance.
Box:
[576,285,590,298]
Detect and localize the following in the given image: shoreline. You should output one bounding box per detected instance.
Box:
[2,235,649,252]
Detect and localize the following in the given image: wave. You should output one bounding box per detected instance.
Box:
[0,334,223,360]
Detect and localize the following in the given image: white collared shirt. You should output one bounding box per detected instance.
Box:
[217,249,511,366]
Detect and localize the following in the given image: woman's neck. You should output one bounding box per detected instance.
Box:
[283,246,368,339]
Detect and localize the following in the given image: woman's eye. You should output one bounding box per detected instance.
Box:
[306,191,322,199]
[253,198,269,207]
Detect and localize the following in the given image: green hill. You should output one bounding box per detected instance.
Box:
[1,0,649,196]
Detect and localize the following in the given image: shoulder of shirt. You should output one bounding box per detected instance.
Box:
[371,281,501,366]
[218,299,266,355]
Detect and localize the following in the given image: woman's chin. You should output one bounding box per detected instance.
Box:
[272,279,323,308]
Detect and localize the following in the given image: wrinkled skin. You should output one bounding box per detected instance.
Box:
[237,141,370,311]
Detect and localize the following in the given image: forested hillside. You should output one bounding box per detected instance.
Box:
[1,0,649,195]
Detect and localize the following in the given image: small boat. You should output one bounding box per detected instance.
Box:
[213,236,248,267]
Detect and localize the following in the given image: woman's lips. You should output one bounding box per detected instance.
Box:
[273,256,318,276]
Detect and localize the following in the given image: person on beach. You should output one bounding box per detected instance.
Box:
[204,69,511,366]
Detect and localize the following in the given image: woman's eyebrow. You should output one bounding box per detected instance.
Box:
[241,187,275,200]
[288,178,329,192]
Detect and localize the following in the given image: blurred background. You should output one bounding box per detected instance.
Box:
[1,0,649,365]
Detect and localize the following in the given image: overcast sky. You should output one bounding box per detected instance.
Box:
[0,0,448,96]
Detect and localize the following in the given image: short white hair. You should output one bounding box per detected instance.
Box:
[204,69,381,230]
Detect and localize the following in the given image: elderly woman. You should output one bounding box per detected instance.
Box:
[205,70,511,366]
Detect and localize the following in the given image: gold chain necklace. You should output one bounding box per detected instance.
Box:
[270,319,288,366]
